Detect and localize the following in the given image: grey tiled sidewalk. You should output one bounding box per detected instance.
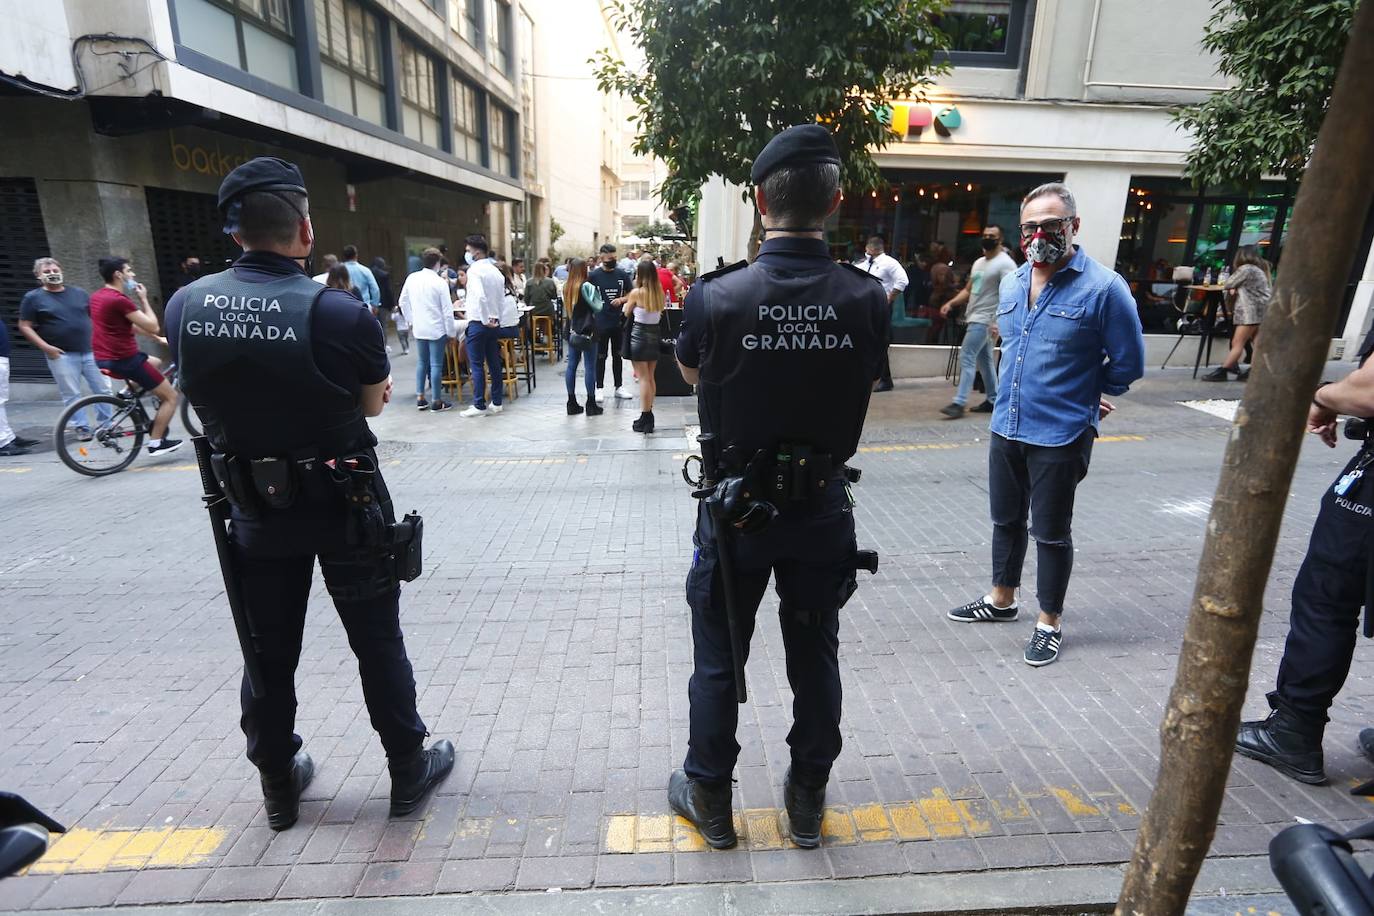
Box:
[2,353,1372,911]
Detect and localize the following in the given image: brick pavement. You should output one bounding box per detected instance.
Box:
[2,356,1372,911]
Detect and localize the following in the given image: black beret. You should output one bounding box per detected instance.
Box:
[217,157,307,211]
[750,125,842,185]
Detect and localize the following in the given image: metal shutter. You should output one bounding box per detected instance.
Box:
[145,187,241,307]
[0,178,53,381]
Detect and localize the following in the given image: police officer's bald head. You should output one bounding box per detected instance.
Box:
[752,125,843,232]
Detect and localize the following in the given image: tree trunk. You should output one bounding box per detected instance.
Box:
[1116,6,1374,914]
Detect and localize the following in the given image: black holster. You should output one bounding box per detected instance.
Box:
[208,452,303,518]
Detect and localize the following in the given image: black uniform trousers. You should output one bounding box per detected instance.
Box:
[231,473,427,774]
[1270,448,1374,726]
[683,483,857,789]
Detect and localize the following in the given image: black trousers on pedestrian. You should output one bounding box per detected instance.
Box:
[229,471,427,774]
[989,429,1094,616]
[1270,450,1374,726]
[683,485,858,788]
[594,321,624,389]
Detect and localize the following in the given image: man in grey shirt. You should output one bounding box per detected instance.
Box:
[940,226,1017,418]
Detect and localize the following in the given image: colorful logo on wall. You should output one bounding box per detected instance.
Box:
[878,104,962,139]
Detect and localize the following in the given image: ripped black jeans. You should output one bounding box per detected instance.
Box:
[989,429,1094,617]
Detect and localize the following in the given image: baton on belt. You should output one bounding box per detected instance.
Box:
[192,435,266,698]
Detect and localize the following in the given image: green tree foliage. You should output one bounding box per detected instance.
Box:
[628,219,678,239]
[1176,0,1359,190]
[594,0,951,206]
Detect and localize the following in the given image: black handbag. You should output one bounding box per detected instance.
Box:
[568,329,594,351]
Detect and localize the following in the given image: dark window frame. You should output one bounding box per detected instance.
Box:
[492,0,513,76]
[489,100,515,177]
[172,0,299,84]
[399,33,442,148]
[315,0,388,124]
[936,0,1030,70]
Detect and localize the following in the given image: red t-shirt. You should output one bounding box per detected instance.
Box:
[90,288,139,361]
[656,267,677,305]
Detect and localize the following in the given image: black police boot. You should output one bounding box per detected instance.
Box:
[388,739,456,816]
[668,769,736,849]
[585,398,604,417]
[260,750,315,831]
[783,768,826,848]
[1235,709,1326,784]
[567,395,584,416]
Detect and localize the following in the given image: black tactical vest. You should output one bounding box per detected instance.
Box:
[178,269,372,459]
[696,258,886,466]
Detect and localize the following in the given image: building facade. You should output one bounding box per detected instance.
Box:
[526,0,626,261]
[698,0,1374,355]
[0,0,536,380]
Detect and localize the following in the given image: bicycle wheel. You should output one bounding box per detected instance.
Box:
[55,395,145,476]
[180,398,203,438]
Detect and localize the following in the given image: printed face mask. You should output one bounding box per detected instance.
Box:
[42,270,63,285]
[1024,224,1070,266]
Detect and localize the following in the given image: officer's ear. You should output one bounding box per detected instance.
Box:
[824,188,842,219]
[754,185,770,217]
[300,217,315,252]
[230,232,246,250]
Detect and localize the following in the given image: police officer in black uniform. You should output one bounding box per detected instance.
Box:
[166,158,453,830]
[669,125,887,849]
[1235,322,1374,785]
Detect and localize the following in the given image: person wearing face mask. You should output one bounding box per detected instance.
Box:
[164,157,455,830]
[90,256,182,454]
[459,234,509,418]
[18,256,113,440]
[938,226,1016,418]
[587,244,635,400]
[946,183,1144,668]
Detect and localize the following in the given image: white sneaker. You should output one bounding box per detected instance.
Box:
[488,404,504,414]
[597,388,609,400]
[614,386,633,399]
[459,405,487,418]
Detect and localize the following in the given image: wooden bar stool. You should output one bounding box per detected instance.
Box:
[498,337,521,400]
[531,315,557,363]
[442,337,469,405]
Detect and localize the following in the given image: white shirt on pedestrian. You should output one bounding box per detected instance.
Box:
[464,258,508,326]
[397,267,455,341]
[856,252,909,296]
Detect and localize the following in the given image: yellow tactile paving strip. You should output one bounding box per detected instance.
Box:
[604,787,1137,854]
[25,827,228,875]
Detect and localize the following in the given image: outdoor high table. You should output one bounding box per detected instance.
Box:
[1184,283,1230,379]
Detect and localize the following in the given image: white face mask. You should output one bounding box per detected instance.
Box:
[42,270,63,285]
[464,252,476,265]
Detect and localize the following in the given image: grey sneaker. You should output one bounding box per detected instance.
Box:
[1024,625,1062,667]
[948,595,1019,623]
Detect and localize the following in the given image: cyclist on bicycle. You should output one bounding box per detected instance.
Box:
[90,257,182,455]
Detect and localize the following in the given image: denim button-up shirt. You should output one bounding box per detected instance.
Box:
[991,246,1145,447]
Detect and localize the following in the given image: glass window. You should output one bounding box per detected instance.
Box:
[400,39,440,148]
[934,0,1027,68]
[1194,203,1237,275]
[490,102,513,176]
[175,0,299,90]
[1239,202,1279,258]
[451,78,484,163]
[315,0,386,126]
[493,1,513,74]
[622,180,652,201]
[460,0,482,46]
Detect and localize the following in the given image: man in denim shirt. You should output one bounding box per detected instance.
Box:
[948,183,1145,666]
